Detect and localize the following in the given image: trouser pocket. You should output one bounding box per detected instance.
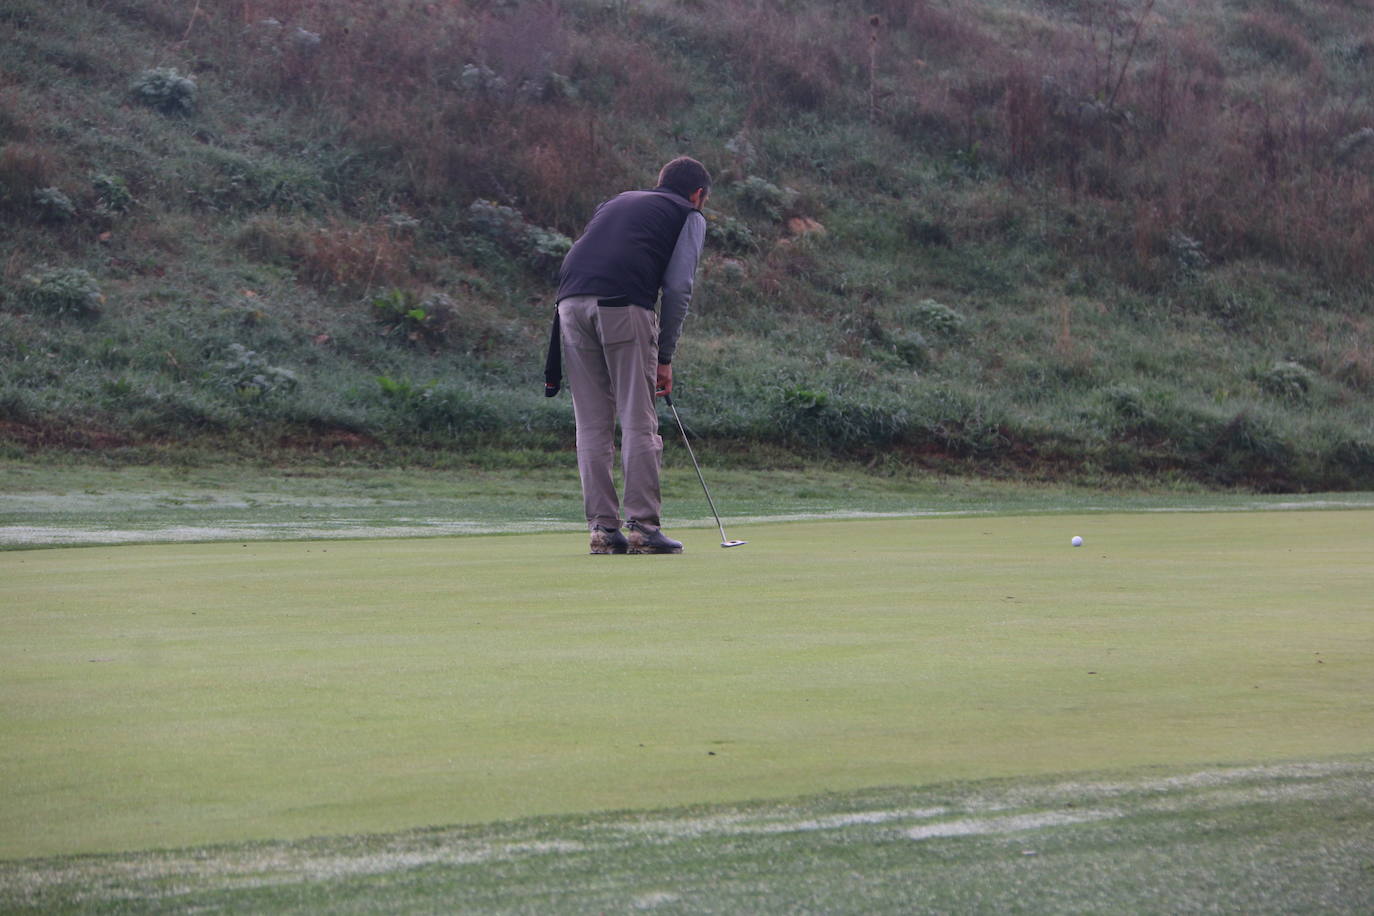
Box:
[596,303,646,347]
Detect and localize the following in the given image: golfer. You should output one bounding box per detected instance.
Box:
[555,157,710,555]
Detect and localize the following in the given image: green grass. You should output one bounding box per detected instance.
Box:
[5,459,1374,549]
[4,760,1372,914]
[3,510,1372,866]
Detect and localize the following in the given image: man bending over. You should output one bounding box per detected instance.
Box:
[555,157,710,555]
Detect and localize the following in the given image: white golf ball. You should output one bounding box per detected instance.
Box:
[1071,536,1083,547]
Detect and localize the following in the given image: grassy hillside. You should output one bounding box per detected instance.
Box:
[2,0,1373,488]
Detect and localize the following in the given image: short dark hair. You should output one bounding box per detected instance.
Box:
[657,157,711,199]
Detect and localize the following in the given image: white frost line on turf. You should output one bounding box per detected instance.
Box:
[904,810,1116,840]
[0,511,983,547]
[293,839,586,881]
[0,519,590,546]
[0,513,965,547]
[624,806,1121,843]
[4,761,1368,899]
[0,492,412,511]
[1014,760,1365,805]
[5,497,1374,547]
[614,763,1374,844]
[5,839,589,901]
[621,807,953,838]
[1139,499,1374,513]
[632,891,683,909]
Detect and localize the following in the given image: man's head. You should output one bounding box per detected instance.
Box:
[657,157,711,207]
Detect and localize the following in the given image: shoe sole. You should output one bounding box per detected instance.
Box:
[627,545,684,555]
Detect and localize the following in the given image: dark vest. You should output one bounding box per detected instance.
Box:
[556,189,696,308]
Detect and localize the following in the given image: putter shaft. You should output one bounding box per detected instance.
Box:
[664,394,745,548]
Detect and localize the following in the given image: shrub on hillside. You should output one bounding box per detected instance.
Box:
[1256,361,1314,400]
[1090,385,1192,445]
[371,289,452,349]
[1097,385,1150,428]
[460,64,507,95]
[466,200,571,277]
[14,267,103,318]
[734,176,797,222]
[1205,409,1296,487]
[91,174,134,216]
[191,148,325,214]
[32,186,76,223]
[1168,232,1209,280]
[767,384,902,451]
[1330,436,1374,482]
[849,308,930,369]
[884,330,931,368]
[131,67,197,115]
[220,343,298,403]
[373,375,502,437]
[526,224,574,270]
[856,300,967,370]
[903,299,968,341]
[706,214,758,254]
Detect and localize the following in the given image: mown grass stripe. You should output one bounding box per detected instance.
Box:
[3,511,1372,863]
[2,759,1370,913]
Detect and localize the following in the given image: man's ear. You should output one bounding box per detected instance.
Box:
[689,188,708,209]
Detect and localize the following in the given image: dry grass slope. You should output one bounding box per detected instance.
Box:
[1,0,1373,486]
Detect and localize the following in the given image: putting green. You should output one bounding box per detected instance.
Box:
[2,510,1372,859]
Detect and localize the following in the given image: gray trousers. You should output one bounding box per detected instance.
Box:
[559,296,663,529]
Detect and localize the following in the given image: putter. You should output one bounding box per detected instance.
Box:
[662,393,747,548]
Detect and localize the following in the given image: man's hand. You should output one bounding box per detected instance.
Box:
[656,363,673,397]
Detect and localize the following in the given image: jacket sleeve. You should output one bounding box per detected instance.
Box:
[657,210,706,365]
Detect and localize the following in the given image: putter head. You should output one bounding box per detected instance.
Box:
[721,539,748,548]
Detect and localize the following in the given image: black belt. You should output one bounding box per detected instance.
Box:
[597,296,633,307]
